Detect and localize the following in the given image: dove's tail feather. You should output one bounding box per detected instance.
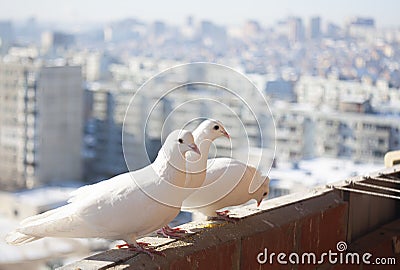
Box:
[5,231,42,245]
[20,207,61,226]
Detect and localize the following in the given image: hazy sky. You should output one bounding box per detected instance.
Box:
[0,0,399,27]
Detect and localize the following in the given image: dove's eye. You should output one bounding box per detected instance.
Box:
[263,192,268,196]
[178,138,183,144]
[213,125,219,130]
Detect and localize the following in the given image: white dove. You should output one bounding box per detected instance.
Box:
[6,130,200,257]
[158,119,230,237]
[182,158,270,221]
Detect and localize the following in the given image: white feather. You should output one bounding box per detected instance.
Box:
[182,158,270,217]
[6,130,196,245]
[157,119,229,233]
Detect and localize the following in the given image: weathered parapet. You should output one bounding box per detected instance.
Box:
[59,166,400,270]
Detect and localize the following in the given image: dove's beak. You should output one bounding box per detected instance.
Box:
[188,143,201,155]
[257,199,262,207]
[221,130,230,139]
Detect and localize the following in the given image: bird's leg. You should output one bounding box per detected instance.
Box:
[131,242,165,258]
[209,210,240,223]
[116,242,165,258]
[156,225,188,239]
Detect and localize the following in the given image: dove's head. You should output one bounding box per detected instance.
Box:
[163,129,201,157]
[177,130,201,155]
[157,130,200,172]
[193,119,230,141]
[253,176,270,207]
[154,130,200,184]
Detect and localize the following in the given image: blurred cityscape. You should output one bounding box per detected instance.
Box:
[0,13,399,268]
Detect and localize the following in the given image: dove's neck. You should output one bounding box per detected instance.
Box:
[185,132,212,189]
[152,147,187,187]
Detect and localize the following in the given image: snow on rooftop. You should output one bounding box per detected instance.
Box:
[268,157,383,190]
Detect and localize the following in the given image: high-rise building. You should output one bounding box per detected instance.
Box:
[0,59,83,191]
[272,104,315,162]
[309,17,321,40]
[295,75,398,111]
[288,17,305,45]
[268,101,400,164]
[316,113,400,163]
[84,83,129,179]
[41,31,75,56]
[346,17,375,39]
[0,20,13,54]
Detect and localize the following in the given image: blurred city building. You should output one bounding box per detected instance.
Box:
[0,59,83,191]
[0,21,14,55]
[41,31,75,57]
[346,17,375,39]
[270,102,400,164]
[309,16,321,40]
[288,17,305,45]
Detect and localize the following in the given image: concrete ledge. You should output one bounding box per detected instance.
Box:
[60,189,348,270]
[59,166,400,270]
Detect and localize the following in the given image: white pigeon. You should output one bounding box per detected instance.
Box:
[185,119,230,187]
[6,130,200,256]
[158,119,230,237]
[182,158,270,220]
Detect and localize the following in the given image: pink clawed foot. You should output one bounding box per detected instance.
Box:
[209,210,240,223]
[156,225,188,239]
[116,242,165,258]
